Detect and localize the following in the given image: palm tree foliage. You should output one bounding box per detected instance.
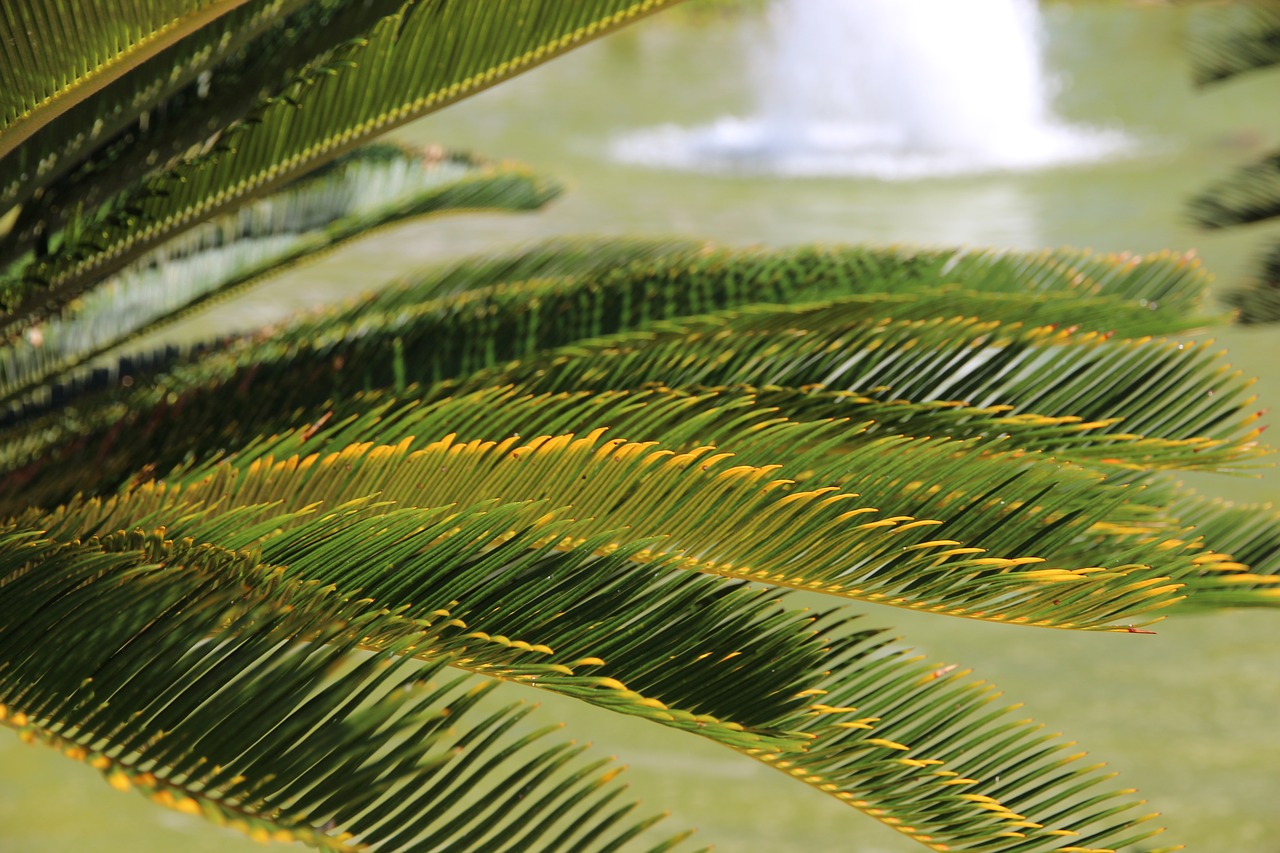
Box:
[1188,2,1280,322]
[1,1,1277,851]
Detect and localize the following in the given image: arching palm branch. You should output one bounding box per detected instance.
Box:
[1,2,1276,851]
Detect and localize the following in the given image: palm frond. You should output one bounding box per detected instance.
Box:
[0,1,1273,848]
[7,496,1173,852]
[1189,4,1280,86]
[1167,493,1280,608]
[0,0,261,162]
[203,383,1265,486]
[1222,241,1280,324]
[1,0,684,335]
[458,312,1259,451]
[0,0,310,219]
[27,497,831,746]
[769,629,1176,853]
[0,145,559,420]
[1189,151,1280,230]
[1184,6,1280,323]
[0,0,422,272]
[359,239,1211,321]
[0,525,690,851]
[1187,151,1280,324]
[27,419,1205,630]
[0,239,1243,505]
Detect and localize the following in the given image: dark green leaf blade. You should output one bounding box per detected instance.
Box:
[1,0,686,334]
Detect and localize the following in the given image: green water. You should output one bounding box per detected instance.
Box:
[4,4,1280,851]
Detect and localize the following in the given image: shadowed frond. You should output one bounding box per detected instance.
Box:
[0,525,692,851]
[1189,4,1280,86]
[1,0,684,335]
[0,145,559,420]
[1189,151,1280,230]
[8,494,1174,852]
[0,0,261,161]
[1222,241,1280,324]
[0,0,311,219]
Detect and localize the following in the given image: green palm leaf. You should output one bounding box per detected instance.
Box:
[0,0,262,162]
[6,492,1174,852]
[1223,242,1280,324]
[1185,6,1280,322]
[0,0,311,220]
[1189,152,1280,230]
[1166,493,1280,608]
[2,239,1252,510]
[1189,4,1280,86]
[0,144,558,420]
[0,524,692,851]
[1,0,683,334]
[1,1,1276,849]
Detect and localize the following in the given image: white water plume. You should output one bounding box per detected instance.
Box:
[613,0,1132,179]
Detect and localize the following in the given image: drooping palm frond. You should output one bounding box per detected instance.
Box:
[1189,3,1280,86]
[0,525,692,851]
[7,486,1178,853]
[0,238,1266,614]
[1,214,1256,848]
[0,144,558,421]
[0,0,685,335]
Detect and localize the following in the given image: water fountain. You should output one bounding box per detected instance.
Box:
[612,0,1130,179]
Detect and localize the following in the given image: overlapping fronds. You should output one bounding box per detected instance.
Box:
[28,429,1188,630]
[0,0,404,280]
[2,1,1276,847]
[1165,493,1280,608]
[0,0,685,334]
[8,488,1175,853]
[4,224,1258,846]
[0,144,559,422]
[26,497,830,743]
[1189,4,1280,86]
[3,239,1255,512]
[0,525,692,851]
